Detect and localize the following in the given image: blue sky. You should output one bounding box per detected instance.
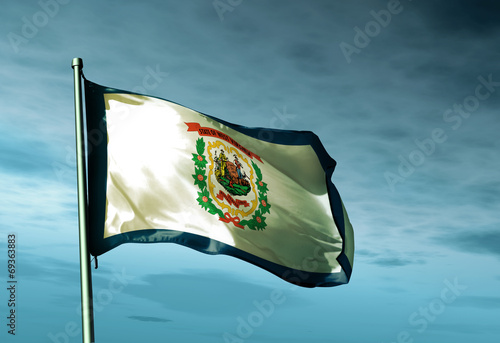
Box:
[1,0,499,342]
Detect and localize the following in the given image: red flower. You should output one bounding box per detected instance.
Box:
[259,181,264,187]
[197,174,204,181]
[197,155,203,161]
[256,216,262,223]
[261,200,267,207]
[202,196,208,203]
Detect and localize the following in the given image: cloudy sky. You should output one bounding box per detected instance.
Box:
[1,0,499,342]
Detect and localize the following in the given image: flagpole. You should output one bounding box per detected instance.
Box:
[72,57,95,343]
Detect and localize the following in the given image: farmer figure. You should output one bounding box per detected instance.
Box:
[234,155,243,180]
[219,149,228,177]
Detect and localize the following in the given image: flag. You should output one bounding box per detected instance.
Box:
[84,79,354,288]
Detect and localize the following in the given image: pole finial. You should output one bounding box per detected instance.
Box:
[72,57,83,69]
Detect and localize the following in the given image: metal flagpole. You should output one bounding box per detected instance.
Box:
[72,57,95,343]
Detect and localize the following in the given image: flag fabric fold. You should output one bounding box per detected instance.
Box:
[84,79,354,287]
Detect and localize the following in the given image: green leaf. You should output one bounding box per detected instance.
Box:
[192,153,208,168]
[241,210,267,231]
[253,211,267,230]
[252,161,262,180]
[257,181,269,194]
[196,138,205,156]
[240,219,256,230]
[196,189,213,210]
[208,206,224,217]
[258,195,271,215]
[193,168,207,190]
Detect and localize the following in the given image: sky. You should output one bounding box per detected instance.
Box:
[1,0,499,342]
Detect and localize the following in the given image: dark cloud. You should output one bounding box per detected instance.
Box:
[128,316,172,323]
[372,127,412,141]
[451,295,500,309]
[414,0,500,36]
[372,256,426,267]
[357,249,427,267]
[463,182,500,209]
[122,270,303,316]
[436,230,500,257]
[0,128,57,175]
[285,41,333,75]
[356,249,379,257]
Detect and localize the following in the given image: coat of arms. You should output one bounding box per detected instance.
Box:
[186,122,271,230]
[213,149,251,196]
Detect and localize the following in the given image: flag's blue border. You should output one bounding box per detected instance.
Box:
[84,78,352,288]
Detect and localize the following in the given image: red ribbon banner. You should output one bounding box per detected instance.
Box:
[185,122,263,163]
[219,212,244,229]
[216,190,250,208]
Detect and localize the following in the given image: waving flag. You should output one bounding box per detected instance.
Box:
[84,79,354,287]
